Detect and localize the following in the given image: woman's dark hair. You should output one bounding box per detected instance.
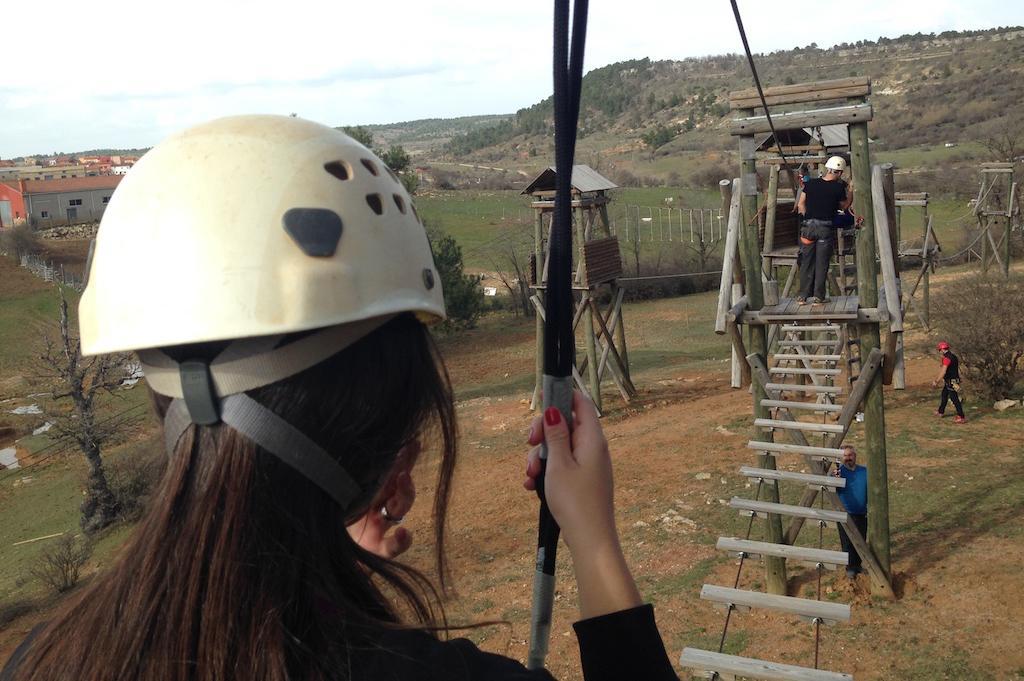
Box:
[15,314,457,680]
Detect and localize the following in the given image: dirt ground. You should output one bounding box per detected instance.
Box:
[425,347,1023,680]
[1,258,1022,679]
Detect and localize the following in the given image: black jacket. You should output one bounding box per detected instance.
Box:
[0,605,679,681]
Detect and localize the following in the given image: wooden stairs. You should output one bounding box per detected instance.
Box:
[679,316,894,681]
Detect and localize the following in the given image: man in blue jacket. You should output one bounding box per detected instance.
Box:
[833,444,867,579]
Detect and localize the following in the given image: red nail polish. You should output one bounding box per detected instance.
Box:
[545,407,561,426]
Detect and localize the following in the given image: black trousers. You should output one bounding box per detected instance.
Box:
[838,513,867,573]
[938,384,965,417]
[798,221,835,300]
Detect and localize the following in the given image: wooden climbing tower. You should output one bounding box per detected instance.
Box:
[683,77,903,681]
[523,165,636,413]
[974,162,1019,278]
[896,192,941,330]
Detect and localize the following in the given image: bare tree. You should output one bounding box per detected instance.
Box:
[685,233,719,275]
[981,120,1024,162]
[487,233,535,318]
[35,289,138,534]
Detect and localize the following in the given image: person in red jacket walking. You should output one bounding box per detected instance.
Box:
[932,341,966,423]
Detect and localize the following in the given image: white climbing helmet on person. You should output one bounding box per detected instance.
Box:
[825,156,847,172]
[80,114,444,356]
[77,115,446,509]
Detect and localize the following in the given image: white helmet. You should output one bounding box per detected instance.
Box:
[80,114,444,356]
[78,116,446,508]
[825,156,847,172]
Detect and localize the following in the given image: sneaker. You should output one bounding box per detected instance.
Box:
[954,416,967,424]
[796,296,808,305]
[806,296,821,304]
[934,410,945,417]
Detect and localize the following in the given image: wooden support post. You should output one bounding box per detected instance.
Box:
[852,125,893,589]
[531,210,546,410]
[598,202,630,380]
[737,129,787,594]
[1005,213,1012,279]
[575,212,602,412]
[715,180,743,334]
[872,166,903,332]
[730,283,744,388]
[882,164,898,270]
[763,164,780,263]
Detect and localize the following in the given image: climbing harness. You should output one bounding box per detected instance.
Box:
[527,0,588,670]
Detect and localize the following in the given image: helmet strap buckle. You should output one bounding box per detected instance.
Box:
[180,360,220,425]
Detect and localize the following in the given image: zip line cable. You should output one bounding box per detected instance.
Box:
[729,0,795,177]
[527,0,588,670]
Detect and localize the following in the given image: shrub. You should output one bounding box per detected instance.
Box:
[31,535,93,594]
[933,274,1024,400]
[106,443,166,522]
[425,223,484,331]
[0,224,41,259]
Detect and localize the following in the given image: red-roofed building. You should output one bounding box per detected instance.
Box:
[0,175,122,227]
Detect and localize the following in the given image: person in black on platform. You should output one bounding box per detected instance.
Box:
[932,340,967,423]
[796,156,853,305]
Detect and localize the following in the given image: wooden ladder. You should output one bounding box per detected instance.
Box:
[680,333,893,680]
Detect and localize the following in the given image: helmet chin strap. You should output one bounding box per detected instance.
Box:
[142,315,394,509]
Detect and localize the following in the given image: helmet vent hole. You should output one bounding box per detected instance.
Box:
[323,161,352,181]
[361,159,379,176]
[393,194,406,214]
[366,193,384,215]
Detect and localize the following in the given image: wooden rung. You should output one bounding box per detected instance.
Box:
[779,325,841,333]
[773,354,842,362]
[761,399,843,414]
[746,441,844,461]
[680,648,854,681]
[755,418,845,434]
[700,584,851,624]
[769,367,842,376]
[730,497,848,525]
[717,536,848,567]
[778,340,841,347]
[739,466,845,488]
[765,383,843,394]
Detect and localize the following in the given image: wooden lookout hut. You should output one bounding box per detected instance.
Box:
[523,165,636,413]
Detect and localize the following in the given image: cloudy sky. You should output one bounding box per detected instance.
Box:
[1,0,1021,157]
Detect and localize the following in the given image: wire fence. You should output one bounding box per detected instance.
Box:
[612,205,725,244]
[19,254,85,291]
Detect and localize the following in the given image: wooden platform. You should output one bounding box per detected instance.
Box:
[761,296,859,321]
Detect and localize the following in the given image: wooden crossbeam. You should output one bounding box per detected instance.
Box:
[680,648,854,681]
[761,399,842,413]
[730,104,873,136]
[717,537,848,568]
[701,584,850,624]
[765,383,843,394]
[728,75,870,110]
[746,441,845,461]
[739,466,845,489]
[731,498,848,524]
[755,419,845,434]
[769,367,842,376]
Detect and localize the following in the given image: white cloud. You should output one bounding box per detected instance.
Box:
[0,0,1020,156]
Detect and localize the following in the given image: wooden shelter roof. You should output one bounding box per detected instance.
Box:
[522,164,617,196]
